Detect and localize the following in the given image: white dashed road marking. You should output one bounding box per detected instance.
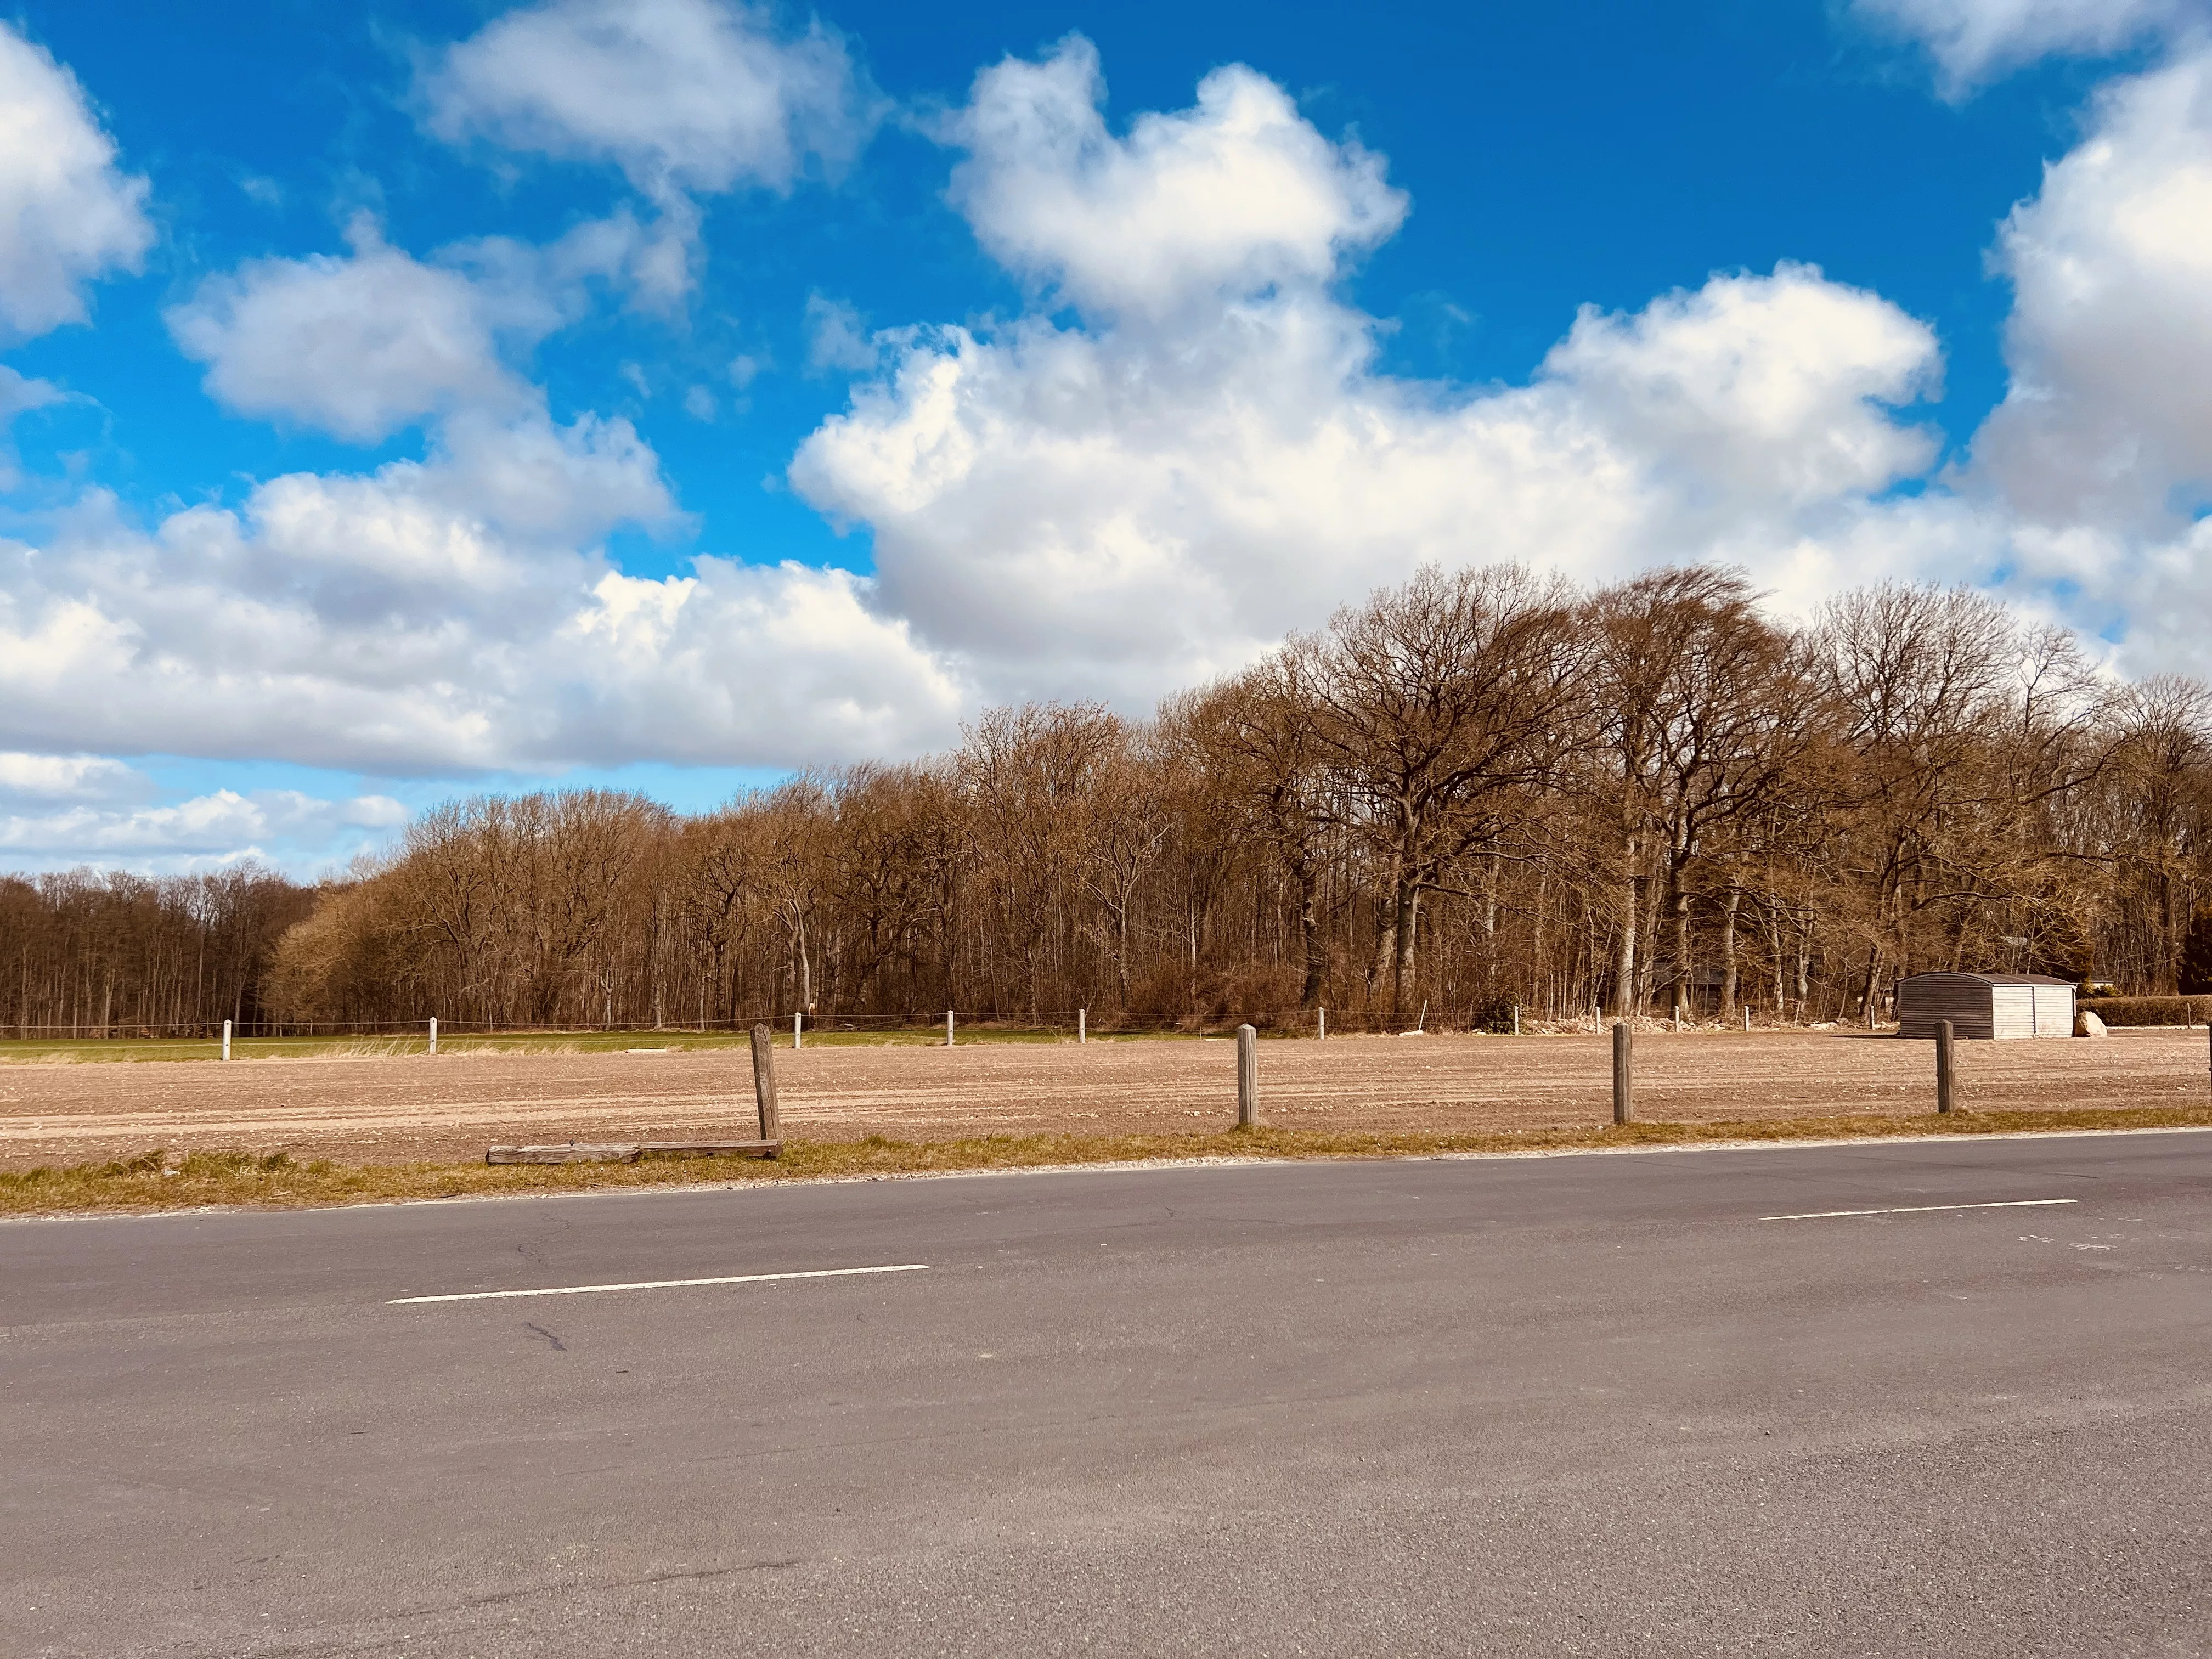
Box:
[1758,1199,2078,1222]
[389,1263,930,1304]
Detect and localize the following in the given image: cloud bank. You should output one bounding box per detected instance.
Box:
[0,410,961,774]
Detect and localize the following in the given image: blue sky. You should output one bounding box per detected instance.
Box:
[3,0,2210,874]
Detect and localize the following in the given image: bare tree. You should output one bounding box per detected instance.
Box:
[1591,567,1817,1019]
[1299,564,1590,1015]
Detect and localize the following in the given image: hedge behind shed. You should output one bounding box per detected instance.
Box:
[2079,994,2212,1026]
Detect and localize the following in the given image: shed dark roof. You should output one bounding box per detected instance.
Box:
[1896,972,2074,986]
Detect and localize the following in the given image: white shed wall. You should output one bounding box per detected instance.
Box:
[1990,986,2037,1041]
[2030,984,2074,1037]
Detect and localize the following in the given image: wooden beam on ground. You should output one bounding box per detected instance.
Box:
[487,1144,642,1165]
[486,1139,783,1165]
[637,1141,781,1159]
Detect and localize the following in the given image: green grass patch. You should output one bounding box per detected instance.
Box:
[5,1103,2209,1218]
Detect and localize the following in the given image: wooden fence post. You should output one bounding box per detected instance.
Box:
[1936,1019,1957,1115]
[1078,1007,1086,1045]
[751,1023,781,1144]
[1317,1006,1327,1041]
[428,1017,438,1055]
[1511,1003,1521,1036]
[793,1011,803,1052]
[945,1009,955,1047]
[221,1019,232,1063]
[1237,1024,1259,1127]
[1612,1020,1633,1124]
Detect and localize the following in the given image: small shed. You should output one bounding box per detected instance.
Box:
[1895,973,2075,1040]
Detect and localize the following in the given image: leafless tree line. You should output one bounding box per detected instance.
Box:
[1,867,314,1036]
[9,563,2212,1037]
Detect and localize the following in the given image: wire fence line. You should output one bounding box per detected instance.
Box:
[0,1003,1611,1042]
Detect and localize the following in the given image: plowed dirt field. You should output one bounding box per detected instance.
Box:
[3,1028,2208,1169]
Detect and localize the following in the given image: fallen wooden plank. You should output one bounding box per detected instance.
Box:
[485,1141,782,1165]
[636,1141,781,1159]
[486,1144,641,1165]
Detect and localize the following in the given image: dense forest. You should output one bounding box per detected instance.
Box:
[2,866,315,1037]
[7,563,2212,1038]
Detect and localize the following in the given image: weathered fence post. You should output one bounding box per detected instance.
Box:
[750,1022,781,1146]
[1612,1020,1633,1124]
[1237,1023,1259,1127]
[1078,1007,1086,1045]
[793,1011,803,1052]
[945,1008,955,1047]
[1936,1019,1957,1115]
[1317,1006,1327,1041]
[1512,1003,1521,1036]
[221,1019,232,1063]
[428,1017,438,1055]
[1673,1004,1683,1033]
[1742,1007,1751,1034]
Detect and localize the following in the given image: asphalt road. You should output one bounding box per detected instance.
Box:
[5,1132,2210,1657]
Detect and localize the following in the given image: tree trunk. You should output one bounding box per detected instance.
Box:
[1391,871,1419,1017]
[1615,876,1639,1019]
[1115,901,1132,1007]
[1719,888,1740,1021]
[1295,861,1324,1007]
[797,917,814,1014]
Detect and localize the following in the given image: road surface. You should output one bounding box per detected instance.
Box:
[5,1131,2210,1655]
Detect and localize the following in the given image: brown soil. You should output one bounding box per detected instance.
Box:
[3,1028,2208,1170]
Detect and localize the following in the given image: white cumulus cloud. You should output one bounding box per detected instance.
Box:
[422,0,876,303]
[170,219,529,443]
[945,37,1405,323]
[0,410,963,774]
[0,21,153,341]
[1973,48,2212,527]
[1853,0,2207,91]
[1543,270,1941,507]
[793,43,1956,703]
[166,213,662,443]
[1950,46,2212,668]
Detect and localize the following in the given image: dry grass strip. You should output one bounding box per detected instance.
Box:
[5,1103,2210,1219]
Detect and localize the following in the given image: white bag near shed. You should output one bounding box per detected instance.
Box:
[1894,973,2075,1040]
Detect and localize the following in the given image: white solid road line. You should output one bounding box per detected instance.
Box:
[1758,1198,2079,1222]
[388,1263,930,1305]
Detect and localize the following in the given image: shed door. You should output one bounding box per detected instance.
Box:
[1989,986,2035,1040]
